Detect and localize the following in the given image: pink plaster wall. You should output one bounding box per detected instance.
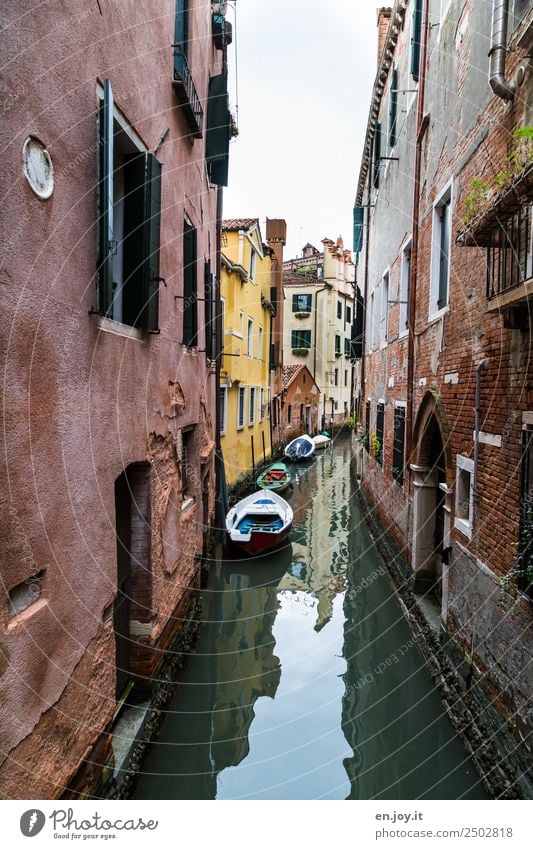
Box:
[0,0,221,796]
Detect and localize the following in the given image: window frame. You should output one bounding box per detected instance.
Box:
[454,454,474,539]
[249,386,256,425]
[237,385,246,430]
[400,238,412,337]
[220,385,227,435]
[292,292,312,313]
[429,180,453,318]
[247,318,253,357]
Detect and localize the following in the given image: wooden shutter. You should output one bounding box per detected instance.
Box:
[388,67,398,148]
[98,78,114,316]
[411,0,422,81]
[353,206,364,255]
[373,122,381,188]
[183,222,197,346]
[123,153,162,331]
[204,259,217,360]
[393,407,406,485]
[206,72,230,187]
[174,0,189,51]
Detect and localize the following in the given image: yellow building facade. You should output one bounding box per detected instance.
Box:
[220,219,274,486]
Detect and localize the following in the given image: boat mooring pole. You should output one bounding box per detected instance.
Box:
[251,435,256,478]
[262,431,266,465]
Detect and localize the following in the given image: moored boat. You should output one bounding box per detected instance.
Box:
[256,462,292,493]
[284,434,315,462]
[226,490,293,555]
[313,432,331,450]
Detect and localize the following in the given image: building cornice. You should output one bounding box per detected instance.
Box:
[355,0,409,207]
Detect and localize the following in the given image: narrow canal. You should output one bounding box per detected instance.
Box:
[135,435,488,800]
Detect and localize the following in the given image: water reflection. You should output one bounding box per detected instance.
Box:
[135,436,486,800]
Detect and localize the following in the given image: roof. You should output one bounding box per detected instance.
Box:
[222,218,259,231]
[283,270,323,287]
[282,364,317,391]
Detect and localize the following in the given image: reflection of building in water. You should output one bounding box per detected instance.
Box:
[278,446,352,630]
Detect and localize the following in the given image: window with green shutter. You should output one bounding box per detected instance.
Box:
[411,0,422,81]
[388,67,398,148]
[183,221,198,346]
[353,206,364,255]
[204,260,217,360]
[206,72,230,186]
[96,80,162,331]
[291,329,311,350]
[373,122,382,189]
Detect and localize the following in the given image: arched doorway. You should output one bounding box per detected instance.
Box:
[410,392,452,602]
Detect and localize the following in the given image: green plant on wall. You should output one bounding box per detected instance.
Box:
[371,433,381,457]
[462,127,533,225]
[347,414,357,430]
[499,507,533,593]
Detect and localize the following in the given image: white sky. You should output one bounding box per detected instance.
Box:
[222,0,379,260]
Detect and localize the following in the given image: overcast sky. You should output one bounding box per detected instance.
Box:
[222,0,378,260]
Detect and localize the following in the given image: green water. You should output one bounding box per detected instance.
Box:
[135,436,487,800]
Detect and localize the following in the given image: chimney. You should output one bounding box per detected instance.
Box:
[377,7,392,63]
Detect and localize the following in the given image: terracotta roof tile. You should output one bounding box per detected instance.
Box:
[282,364,305,390]
[222,218,259,231]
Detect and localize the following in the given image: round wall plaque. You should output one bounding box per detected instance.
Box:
[22,136,54,199]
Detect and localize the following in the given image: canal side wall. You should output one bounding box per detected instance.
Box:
[351,456,532,799]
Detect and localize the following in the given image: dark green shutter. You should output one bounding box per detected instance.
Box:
[411,0,422,81]
[183,222,197,346]
[174,0,188,51]
[98,78,114,316]
[122,153,162,331]
[388,67,398,148]
[352,288,364,360]
[373,122,381,188]
[353,206,364,254]
[206,72,230,186]
[438,202,450,309]
[204,260,217,360]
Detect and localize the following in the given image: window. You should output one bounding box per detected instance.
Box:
[455,455,474,538]
[258,326,263,360]
[239,310,244,336]
[204,260,216,359]
[292,329,311,350]
[400,240,412,334]
[8,571,44,619]
[220,386,227,435]
[388,66,398,149]
[181,427,194,496]
[183,220,198,345]
[430,184,452,315]
[373,122,382,188]
[380,273,389,344]
[365,400,371,453]
[267,386,271,418]
[287,404,292,424]
[344,369,348,387]
[237,386,245,429]
[337,301,343,320]
[334,368,339,387]
[344,337,351,356]
[249,248,256,281]
[292,293,312,313]
[392,406,406,485]
[260,387,264,421]
[334,401,339,411]
[249,386,256,425]
[368,292,375,351]
[247,318,253,356]
[97,79,162,331]
[335,335,341,355]
[376,402,384,466]
[411,0,422,81]
[346,305,352,325]
[300,403,304,422]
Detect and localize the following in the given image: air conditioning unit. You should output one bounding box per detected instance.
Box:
[212,1,227,15]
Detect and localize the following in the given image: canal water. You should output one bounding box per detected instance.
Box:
[135,435,487,800]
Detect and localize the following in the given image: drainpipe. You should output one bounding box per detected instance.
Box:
[473,359,490,512]
[405,0,430,477]
[489,0,516,101]
[358,178,372,433]
[313,284,330,429]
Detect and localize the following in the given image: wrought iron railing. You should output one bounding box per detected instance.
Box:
[172,44,203,139]
[486,203,532,299]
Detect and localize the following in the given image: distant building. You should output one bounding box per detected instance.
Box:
[220,219,274,485]
[281,365,320,441]
[354,0,532,794]
[0,0,231,798]
[283,238,356,427]
[265,219,288,449]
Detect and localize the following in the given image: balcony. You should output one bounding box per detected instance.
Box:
[172,44,203,139]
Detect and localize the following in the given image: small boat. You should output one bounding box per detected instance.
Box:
[256,462,292,493]
[313,432,331,450]
[284,434,315,462]
[226,490,293,555]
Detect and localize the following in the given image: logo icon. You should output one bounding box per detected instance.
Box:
[20,810,46,837]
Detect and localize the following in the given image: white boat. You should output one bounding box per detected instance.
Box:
[284,434,315,462]
[313,432,331,450]
[226,490,293,555]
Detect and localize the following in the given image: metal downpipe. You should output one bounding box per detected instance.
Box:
[489,0,516,101]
